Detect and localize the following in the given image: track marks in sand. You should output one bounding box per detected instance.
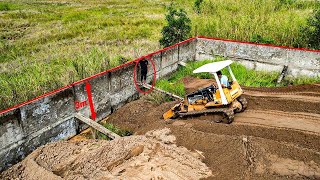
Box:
[235,110,320,134]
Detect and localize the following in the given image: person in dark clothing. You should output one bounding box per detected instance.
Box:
[139,59,148,84]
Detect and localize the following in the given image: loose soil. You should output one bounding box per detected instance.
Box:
[2,77,320,179]
[1,128,212,180]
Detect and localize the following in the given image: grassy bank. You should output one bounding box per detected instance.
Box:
[156,58,320,96]
[187,0,319,47]
[0,0,319,110]
[0,0,170,110]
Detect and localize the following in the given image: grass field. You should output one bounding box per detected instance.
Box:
[0,0,319,110]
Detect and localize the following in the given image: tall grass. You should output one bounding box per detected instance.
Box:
[0,0,169,110]
[180,0,318,48]
[1,0,319,110]
[0,48,120,110]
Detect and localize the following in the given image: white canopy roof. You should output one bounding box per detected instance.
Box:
[193,60,233,74]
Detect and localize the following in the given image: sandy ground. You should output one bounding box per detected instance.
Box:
[0,128,212,180]
[1,77,320,179]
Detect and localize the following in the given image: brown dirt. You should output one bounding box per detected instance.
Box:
[1,128,212,180]
[2,77,320,179]
[106,77,320,179]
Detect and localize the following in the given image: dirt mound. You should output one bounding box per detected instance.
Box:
[1,128,212,180]
[105,78,320,179]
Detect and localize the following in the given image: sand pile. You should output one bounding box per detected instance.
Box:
[1,128,212,180]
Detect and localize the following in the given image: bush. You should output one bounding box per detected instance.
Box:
[159,4,191,47]
[302,7,320,49]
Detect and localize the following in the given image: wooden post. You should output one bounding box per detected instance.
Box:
[178,61,187,67]
[141,84,184,101]
[277,65,288,85]
[75,113,120,140]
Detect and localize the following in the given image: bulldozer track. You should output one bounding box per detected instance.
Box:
[178,108,231,117]
[237,96,247,112]
[178,108,235,123]
[244,91,320,103]
[235,121,320,135]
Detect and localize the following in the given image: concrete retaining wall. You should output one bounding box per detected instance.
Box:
[0,39,197,172]
[196,37,320,77]
[1,37,319,172]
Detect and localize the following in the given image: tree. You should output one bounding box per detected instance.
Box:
[159,4,191,47]
[303,7,320,49]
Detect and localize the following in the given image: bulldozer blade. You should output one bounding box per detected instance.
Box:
[163,109,175,120]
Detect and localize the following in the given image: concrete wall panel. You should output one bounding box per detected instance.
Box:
[89,73,112,121]
[19,88,75,136]
[0,109,23,149]
[196,38,320,77]
[179,40,197,62]
[287,49,320,69]
[161,46,179,68]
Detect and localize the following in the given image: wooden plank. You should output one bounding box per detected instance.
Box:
[277,65,288,85]
[178,61,187,67]
[74,113,120,140]
[141,84,184,101]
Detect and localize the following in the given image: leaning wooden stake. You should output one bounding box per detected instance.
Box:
[178,61,187,67]
[277,65,288,85]
[75,113,120,140]
[142,83,184,101]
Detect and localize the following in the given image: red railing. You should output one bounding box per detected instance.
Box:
[1,36,319,115]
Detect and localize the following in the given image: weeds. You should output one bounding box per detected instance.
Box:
[144,92,172,105]
[250,34,275,44]
[0,2,10,11]
[96,123,132,140]
[156,80,186,97]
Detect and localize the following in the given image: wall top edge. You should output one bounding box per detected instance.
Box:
[197,36,320,53]
[0,37,197,115]
[1,36,319,115]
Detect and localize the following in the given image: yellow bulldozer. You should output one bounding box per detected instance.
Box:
[163,60,247,123]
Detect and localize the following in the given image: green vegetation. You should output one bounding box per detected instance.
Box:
[0,0,170,110]
[187,0,319,47]
[301,7,320,49]
[156,59,217,97]
[96,123,132,140]
[155,58,320,96]
[250,34,275,44]
[1,0,319,110]
[194,0,204,14]
[159,4,191,47]
[144,92,172,105]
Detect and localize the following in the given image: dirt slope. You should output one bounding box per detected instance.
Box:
[1,128,212,180]
[105,77,320,179]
